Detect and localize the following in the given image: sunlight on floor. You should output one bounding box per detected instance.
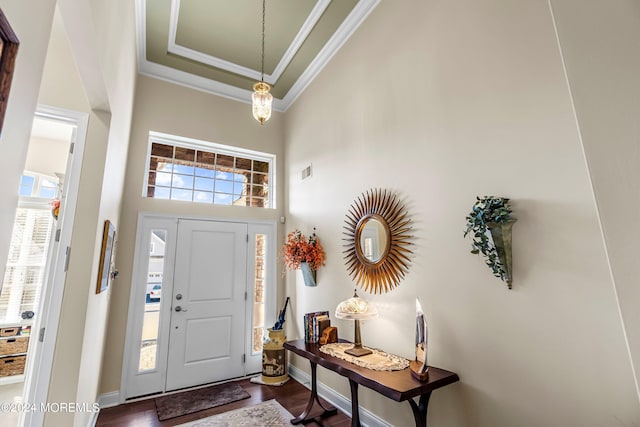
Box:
[0,381,23,426]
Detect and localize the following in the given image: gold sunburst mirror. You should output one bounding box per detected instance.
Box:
[343,189,413,294]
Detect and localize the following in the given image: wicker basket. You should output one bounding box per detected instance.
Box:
[0,355,26,376]
[0,327,21,337]
[0,337,28,355]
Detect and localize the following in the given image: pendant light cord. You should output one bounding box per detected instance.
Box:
[261,0,266,82]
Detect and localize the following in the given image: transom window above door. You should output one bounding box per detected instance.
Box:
[144,132,275,208]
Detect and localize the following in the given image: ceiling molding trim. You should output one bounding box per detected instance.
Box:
[136,0,274,109]
[268,0,331,84]
[135,0,378,113]
[167,0,262,82]
[167,0,331,86]
[279,0,381,110]
[138,59,287,112]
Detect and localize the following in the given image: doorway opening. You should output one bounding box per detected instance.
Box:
[0,106,87,427]
[122,215,276,400]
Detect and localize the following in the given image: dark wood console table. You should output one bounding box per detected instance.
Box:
[284,339,459,427]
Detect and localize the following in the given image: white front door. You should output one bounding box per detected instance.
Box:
[165,219,248,391]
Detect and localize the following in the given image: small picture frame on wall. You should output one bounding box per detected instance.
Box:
[96,220,116,294]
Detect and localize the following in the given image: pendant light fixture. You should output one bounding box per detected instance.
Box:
[252,0,272,124]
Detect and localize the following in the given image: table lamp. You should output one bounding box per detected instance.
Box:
[335,290,378,357]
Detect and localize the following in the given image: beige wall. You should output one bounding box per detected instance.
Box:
[284,0,640,426]
[24,136,69,178]
[0,0,57,293]
[6,0,636,425]
[36,9,100,427]
[99,75,285,395]
[34,0,137,425]
[0,3,116,426]
[550,0,640,399]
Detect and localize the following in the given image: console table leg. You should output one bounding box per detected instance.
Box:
[290,361,337,425]
[408,392,432,427]
[349,379,361,427]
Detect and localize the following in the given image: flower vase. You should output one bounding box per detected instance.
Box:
[300,262,317,287]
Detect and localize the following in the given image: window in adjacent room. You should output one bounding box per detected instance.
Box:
[0,172,59,322]
[143,132,275,208]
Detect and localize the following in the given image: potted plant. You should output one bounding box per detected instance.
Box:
[282,228,326,286]
[464,196,516,288]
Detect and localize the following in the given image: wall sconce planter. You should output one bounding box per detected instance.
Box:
[486,219,516,287]
[464,196,516,289]
[300,262,317,287]
[282,229,326,287]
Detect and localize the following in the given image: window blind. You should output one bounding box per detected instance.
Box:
[0,208,53,322]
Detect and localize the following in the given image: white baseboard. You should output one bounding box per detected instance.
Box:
[288,364,392,427]
[87,409,99,427]
[0,374,24,386]
[98,391,121,408]
[87,391,120,427]
[89,372,395,427]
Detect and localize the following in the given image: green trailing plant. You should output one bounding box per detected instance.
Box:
[464,196,513,282]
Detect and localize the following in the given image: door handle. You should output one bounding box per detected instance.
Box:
[175,306,187,312]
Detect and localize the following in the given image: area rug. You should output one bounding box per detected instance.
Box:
[155,382,250,421]
[174,399,294,426]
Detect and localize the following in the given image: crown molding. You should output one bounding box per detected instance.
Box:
[279,0,381,109]
[136,0,380,112]
[167,0,331,86]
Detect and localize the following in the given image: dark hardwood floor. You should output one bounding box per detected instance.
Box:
[96,377,352,426]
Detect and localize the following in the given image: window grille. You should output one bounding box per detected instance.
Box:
[144,133,274,208]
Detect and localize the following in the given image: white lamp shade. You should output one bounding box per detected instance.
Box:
[335,294,378,320]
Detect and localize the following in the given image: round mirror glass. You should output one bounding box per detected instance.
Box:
[358,217,389,263]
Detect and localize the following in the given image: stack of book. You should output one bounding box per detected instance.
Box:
[304,311,331,343]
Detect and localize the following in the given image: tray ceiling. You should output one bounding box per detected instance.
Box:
[136,0,379,111]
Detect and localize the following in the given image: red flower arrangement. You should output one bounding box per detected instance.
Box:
[51,199,60,220]
[282,229,326,271]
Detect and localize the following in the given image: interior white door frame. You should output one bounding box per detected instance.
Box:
[120,213,277,402]
[122,215,177,399]
[21,105,88,427]
[245,222,278,374]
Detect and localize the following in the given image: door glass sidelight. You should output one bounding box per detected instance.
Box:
[138,229,166,372]
[252,234,266,354]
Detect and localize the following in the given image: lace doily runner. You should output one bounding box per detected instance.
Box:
[320,343,409,371]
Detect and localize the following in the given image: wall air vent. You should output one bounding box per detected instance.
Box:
[301,164,312,180]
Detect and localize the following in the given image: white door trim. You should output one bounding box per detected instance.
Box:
[245,222,277,374]
[120,213,277,402]
[21,105,89,427]
[122,215,177,399]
